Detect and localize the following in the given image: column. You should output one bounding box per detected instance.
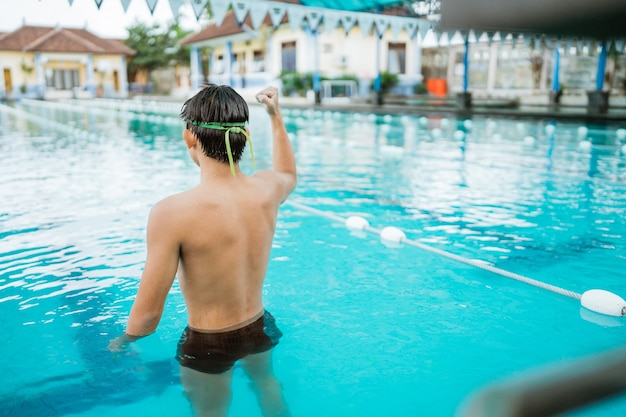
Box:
[190,46,203,90]
[86,53,96,97]
[486,43,498,93]
[312,29,321,104]
[549,47,561,106]
[414,33,423,83]
[120,55,129,98]
[35,52,46,98]
[456,36,472,109]
[224,41,233,87]
[587,41,609,114]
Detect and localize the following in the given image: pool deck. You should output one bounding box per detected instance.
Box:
[46,89,626,124]
[268,93,626,124]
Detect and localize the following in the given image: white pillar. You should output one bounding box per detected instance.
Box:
[265,34,274,78]
[86,53,96,97]
[119,55,129,98]
[224,41,233,87]
[190,46,203,90]
[487,43,498,92]
[539,48,550,91]
[414,33,423,83]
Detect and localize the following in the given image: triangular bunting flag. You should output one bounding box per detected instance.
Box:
[305,8,323,31]
[448,30,459,43]
[510,33,519,48]
[248,2,268,30]
[374,16,389,37]
[287,5,306,31]
[389,17,404,41]
[468,29,477,43]
[94,0,104,9]
[404,20,418,39]
[68,0,74,5]
[417,20,430,40]
[356,13,374,37]
[323,10,340,34]
[120,0,132,12]
[232,1,251,25]
[339,13,356,35]
[268,4,287,28]
[145,0,158,15]
[207,0,228,25]
[167,0,185,17]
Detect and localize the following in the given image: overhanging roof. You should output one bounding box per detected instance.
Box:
[440,0,626,39]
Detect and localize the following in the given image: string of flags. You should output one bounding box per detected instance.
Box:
[48,0,435,40]
[42,0,624,51]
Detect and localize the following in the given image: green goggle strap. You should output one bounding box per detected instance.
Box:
[188,121,255,177]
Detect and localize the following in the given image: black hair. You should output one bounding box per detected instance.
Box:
[180,83,249,164]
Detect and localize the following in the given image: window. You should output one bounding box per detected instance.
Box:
[46,69,79,90]
[281,41,297,72]
[252,50,265,72]
[387,42,406,74]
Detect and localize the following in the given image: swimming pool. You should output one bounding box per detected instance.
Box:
[1,97,625,417]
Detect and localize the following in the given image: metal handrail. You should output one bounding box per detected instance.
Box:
[456,346,626,417]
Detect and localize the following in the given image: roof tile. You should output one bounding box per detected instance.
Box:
[0,25,135,55]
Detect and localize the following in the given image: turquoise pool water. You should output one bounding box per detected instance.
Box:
[1,98,625,417]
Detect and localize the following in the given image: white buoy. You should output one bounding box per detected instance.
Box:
[577,126,588,138]
[617,128,626,140]
[581,289,626,317]
[463,119,473,130]
[622,144,626,155]
[545,124,556,135]
[578,140,592,151]
[418,116,428,127]
[453,130,465,140]
[345,216,369,231]
[383,115,393,123]
[431,128,442,138]
[523,136,535,145]
[440,118,450,128]
[380,226,406,243]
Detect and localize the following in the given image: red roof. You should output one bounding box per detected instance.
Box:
[0,25,135,55]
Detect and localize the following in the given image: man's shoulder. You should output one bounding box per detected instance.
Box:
[151,191,191,216]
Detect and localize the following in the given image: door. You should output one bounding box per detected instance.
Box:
[3,68,12,93]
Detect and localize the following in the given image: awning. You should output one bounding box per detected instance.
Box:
[439,0,626,39]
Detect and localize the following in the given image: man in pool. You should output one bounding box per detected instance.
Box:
[109,85,296,417]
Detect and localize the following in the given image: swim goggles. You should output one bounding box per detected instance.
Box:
[188,120,255,177]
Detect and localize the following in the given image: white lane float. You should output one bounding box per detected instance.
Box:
[380,226,406,244]
[345,216,369,231]
[581,289,626,317]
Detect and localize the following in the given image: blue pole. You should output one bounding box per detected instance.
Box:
[374,6,382,95]
[312,30,321,101]
[596,41,607,91]
[552,48,560,92]
[463,37,469,92]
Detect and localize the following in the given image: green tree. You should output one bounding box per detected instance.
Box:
[124,20,192,83]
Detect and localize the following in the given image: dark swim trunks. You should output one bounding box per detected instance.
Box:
[175,310,283,374]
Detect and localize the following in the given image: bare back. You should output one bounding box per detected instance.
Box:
[168,174,281,330]
[120,86,295,342]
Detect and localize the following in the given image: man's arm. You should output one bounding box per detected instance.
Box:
[255,86,297,202]
[109,201,179,350]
